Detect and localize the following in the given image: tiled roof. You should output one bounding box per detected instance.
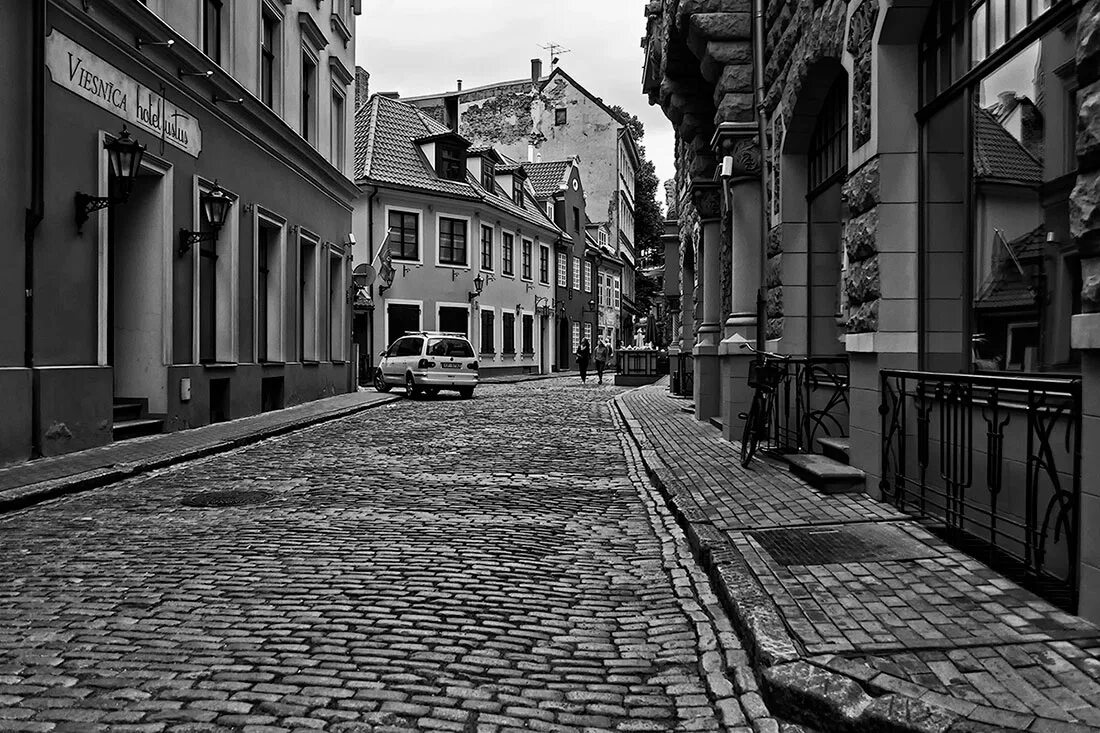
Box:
[973,105,1042,186]
[1008,225,1047,261]
[522,160,572,198]
[974,265,1037,310]
[354,94,564,237]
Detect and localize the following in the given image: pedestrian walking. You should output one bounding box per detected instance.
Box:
[594,339,612,384]
[576,338,591,383]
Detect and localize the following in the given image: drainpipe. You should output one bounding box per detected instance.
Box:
[366,184,378,373]
[752,0,768,353]
[25,0,45,457]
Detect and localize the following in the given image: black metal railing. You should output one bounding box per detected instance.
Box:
[671,354,694,397]
[759,356,850,454]
[880,369,1082,610]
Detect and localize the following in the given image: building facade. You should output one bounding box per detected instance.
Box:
[644,0,1100,619]
[352,95,559,379]
[1,0,359,465]
[403,62,642,344]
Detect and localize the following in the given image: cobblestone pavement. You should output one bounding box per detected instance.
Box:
[618,383,1100,732]
[0,378,782,733]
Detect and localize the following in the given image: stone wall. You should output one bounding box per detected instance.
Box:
[763,0,847,120]
[842,158,880,333]
[766,225,783,338]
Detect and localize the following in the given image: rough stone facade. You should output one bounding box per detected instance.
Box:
[766,225,784,338]
[842,158,880,333]
[1074,0,1100,311]
[846,0,879,150]
[763,0,846,121]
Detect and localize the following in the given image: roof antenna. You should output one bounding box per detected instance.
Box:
[539,42,571,70]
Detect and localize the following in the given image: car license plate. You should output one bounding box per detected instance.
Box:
[442,362,461,369]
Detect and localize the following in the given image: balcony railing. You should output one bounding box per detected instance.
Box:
[759,356,850,455]
[880,369,1082,610]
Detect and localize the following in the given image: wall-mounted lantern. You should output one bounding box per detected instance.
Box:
[178,182,233,256]
[74,125,146,234]
[468,274,484,302]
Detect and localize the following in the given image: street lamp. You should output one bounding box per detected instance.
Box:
[468,274,484,302]
[74,125,147,234]
[178,182,234,256]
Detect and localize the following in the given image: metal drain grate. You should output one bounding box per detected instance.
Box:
[749,523,940,566]
[181,490,274,507]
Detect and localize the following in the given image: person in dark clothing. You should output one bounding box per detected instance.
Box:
[575,338,591,383]
[593,339,612,384]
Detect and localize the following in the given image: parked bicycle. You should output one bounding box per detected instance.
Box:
[738,343,790,467]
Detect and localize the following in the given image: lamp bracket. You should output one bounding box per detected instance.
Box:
[178,228,219,257]
[451,269,460,281]
[74,192,119,235]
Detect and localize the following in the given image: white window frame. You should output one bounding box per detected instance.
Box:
[583,322,593,345]
[480,224,495,272]
[384,298,424,350]
[583,261,592,292]
[300,44,320,145]
[501,229,516,277]
[435,301,472,337]
[613,275,621,309]
[1006,321,1040,371]
[330,83,346,173]
[192,176,239,365]
[538,244,551,284]
[557,252,567,287]
[384,204,423,264]
[571,322,580,353]
[297,228,322,362]
[254,207,287,363]
[479,305,497,355]
[436,212,471,269]
[327,244,346,362]
[520,238,534,282]
[572,256,581,292]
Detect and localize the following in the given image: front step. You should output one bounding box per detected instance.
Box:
[113,418,164,441]
[816,436,850,465]
[788,453,865,494]
[112,401,144,422]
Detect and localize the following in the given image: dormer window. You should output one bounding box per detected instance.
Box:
[438,144,464,182]
[512,177,524,207]
[481,161,495,191]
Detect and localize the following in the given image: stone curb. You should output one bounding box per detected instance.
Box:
[0,395,401,515]
[612,394,971,733]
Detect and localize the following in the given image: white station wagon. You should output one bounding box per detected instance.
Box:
[374,331,479,399]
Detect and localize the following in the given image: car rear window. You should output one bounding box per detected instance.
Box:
[427,338,474,358]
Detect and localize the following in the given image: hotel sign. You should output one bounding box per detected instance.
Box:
[46,30,202,157]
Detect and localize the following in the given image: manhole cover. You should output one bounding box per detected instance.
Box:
[749,523,940,566]
[181,490,274,507]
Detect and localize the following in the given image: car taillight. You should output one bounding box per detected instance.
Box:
[468,361,479,370]
[418,359,436,368]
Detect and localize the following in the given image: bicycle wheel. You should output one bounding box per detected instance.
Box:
[739,392,765,467]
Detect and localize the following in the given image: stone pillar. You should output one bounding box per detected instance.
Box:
[1070,0,1100,623]
[691,181,722,420]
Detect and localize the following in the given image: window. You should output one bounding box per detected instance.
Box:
[331,88,345,170]
[555,108,567,125]
[302,52,317,143]
[438,307,469,337]
[557,252,567,287]
[260,11,277,107]
[480,225,494,270]
[572,257,581,291]
[480,310,495,353]
[256,214,284,362]
[388,210,419,261]
[502,312,516,354]
[572,206,580,233]
[481,161,495,191]
[396,337,423,357]
[571,322,580,352]
[298,235,319,361]
[583,261,592,292]
[807,76,848,194]
[539,245,550,284]
[547,201,555,219]
[521,239,533,280]
[597,273,605,307]
[512,177,524,207]
[522,314,534,354]
[598,229,608,248]
[328,251,344,361]
[438,145,464,182]
[439,217,467,265]
[203,0,222,63]
[583,322,593,345]
[387,303,421,344]
[613,276,621,309]
[198,208,219,363]
[502,232,515,275]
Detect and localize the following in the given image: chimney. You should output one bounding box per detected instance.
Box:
[444,94,460,133]
[531,58,542,84]
[457,79,463,91]
[378,91,400,100]
[354,66,370,109]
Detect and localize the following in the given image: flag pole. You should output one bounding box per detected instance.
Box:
[369,227,395,268]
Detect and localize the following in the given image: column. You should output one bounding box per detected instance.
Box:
[691,181,722,420]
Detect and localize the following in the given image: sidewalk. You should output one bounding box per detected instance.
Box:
[0,390,398,513]
[616,381,1100,733]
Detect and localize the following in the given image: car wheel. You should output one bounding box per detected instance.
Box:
[405,373,421,399]
[458,387,474,399]
[373,368,392,392]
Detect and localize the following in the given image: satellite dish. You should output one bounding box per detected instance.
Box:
[353,263,377,286]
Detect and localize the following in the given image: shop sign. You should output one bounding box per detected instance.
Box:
[45,30,202,157]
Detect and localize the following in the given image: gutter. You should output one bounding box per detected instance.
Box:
[752,0,769,352]
[25,0,45,457]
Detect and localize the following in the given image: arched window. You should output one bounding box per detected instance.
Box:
[807,77,849,196]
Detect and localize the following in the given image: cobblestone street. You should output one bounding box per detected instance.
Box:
[0,380,771,733]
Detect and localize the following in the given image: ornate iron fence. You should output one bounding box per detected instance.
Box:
[758,357,850,454]
[880,369,1082,609]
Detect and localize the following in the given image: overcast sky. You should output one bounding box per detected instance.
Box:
[354,1,674,200]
